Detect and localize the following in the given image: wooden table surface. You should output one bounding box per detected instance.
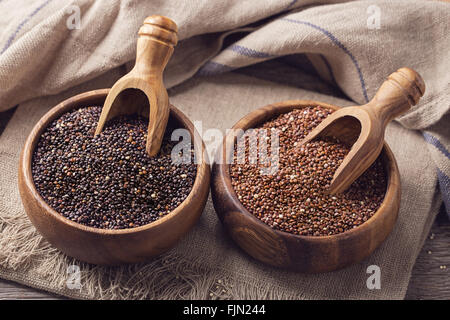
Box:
[0,63,448,299]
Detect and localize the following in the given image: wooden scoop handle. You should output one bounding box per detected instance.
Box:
[134,16,178,156]
[94,16,178,156]
[135,15,178,77]
[364,67,425,125]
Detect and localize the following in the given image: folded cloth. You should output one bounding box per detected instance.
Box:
[0,0,448,299]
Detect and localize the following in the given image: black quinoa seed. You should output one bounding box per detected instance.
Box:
[32,106,197,230]
[230,106,387,237]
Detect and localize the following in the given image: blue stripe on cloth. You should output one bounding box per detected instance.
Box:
[229,44,277,59]
[282,18,369,102]
[437,168,450,215]
[197,61,234,76]
[423,132,450,159]
[285,0,298,10]
[423,132,450,215]
[1,0,53,54]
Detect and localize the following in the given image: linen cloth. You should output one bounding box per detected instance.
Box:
[0,0,448,299]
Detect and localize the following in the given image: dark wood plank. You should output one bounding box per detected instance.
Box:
[405,205,450,300]
[0,279,63,300]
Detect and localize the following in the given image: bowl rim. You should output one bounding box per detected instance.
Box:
[20,89,209,235]
[215,99,400,242]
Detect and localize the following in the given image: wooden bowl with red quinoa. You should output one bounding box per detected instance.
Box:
[211,100,400,273]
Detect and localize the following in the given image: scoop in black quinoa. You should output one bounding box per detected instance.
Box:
[32,106,197,230]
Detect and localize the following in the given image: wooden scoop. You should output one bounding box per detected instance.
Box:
[300,67,425,194]
[95,15,178,156]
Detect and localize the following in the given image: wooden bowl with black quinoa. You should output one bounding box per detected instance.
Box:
[211,100,400,273]
[18,89,210,265]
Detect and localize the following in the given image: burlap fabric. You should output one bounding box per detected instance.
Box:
[0,0,448,299]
